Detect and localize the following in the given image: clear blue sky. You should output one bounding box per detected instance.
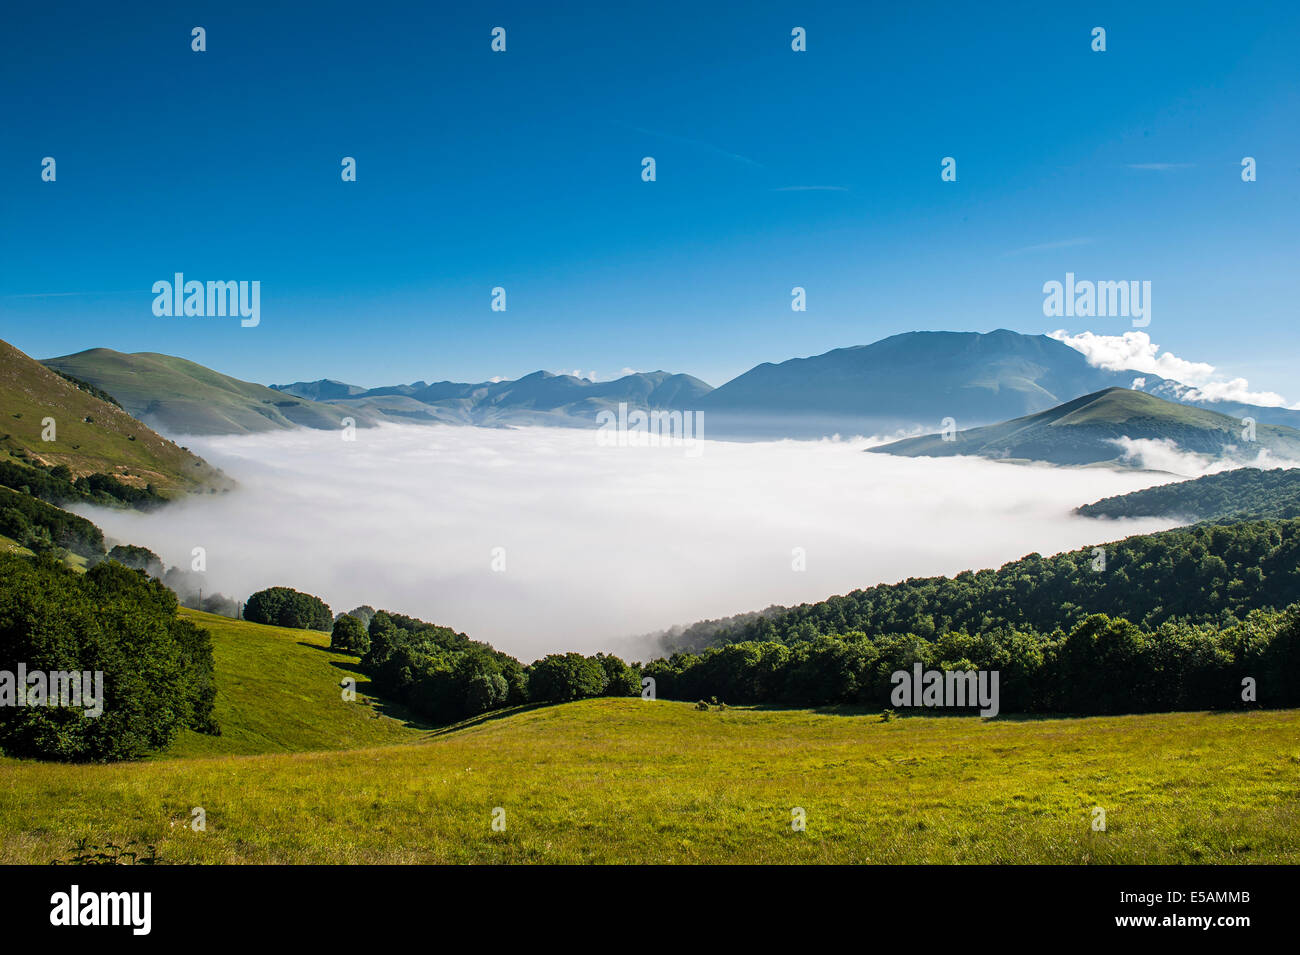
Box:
[1,1,1297,392]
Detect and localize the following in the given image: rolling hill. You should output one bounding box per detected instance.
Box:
[42,348,383,435]
[868,387,1300,467]
[0,338,225,495]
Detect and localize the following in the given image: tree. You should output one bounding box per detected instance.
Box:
[244,586,333,631]
[527,653,608,703]
[331,614,369,654]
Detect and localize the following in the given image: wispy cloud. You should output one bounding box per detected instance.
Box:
[771,185,850,193]
[1001,237,1094,257]
[1,290,137,298]
[621,123,765,169]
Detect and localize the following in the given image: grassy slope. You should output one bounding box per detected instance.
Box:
[0,338,226,495]
[42,348,366,435]
[1,610,1294,864]
[0,532,32,556]
[166,609,434,758]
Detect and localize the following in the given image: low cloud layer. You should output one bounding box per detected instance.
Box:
[80,425,1185,662]
[1106,437,1296,476]
[1051,330,1297,408]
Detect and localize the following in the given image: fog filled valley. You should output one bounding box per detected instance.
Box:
[77,422,1185,661]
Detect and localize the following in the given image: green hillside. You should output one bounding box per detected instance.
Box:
[165,609,436,758]
[869,387,1300,467]
[42,348,376,435]
[0,338,225,496]
[1079,467,1300,522]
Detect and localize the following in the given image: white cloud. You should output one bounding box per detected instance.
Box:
[78,425,1185,662]
[1050,330,1298,408]
[1108,437,1300,477]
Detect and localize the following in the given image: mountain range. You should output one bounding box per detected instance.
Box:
[29,330,1300,448]
[271,369,714,429]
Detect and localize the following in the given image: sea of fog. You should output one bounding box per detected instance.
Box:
[79,424,1190,661]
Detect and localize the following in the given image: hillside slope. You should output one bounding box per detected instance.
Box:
[43,348,379,435]
[166,609,435,758]
[0,338,225,495]
[868,387,1300,467]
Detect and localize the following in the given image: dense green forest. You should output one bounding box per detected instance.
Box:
[344,608,640,725]
[1078,467,1300,522]
[0,553,217,760]
[644,606,1299,713]
[667,519,1300,651]
[633,518,1300,714]
[0,485,105,557]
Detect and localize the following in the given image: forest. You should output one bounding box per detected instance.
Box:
[1077,466,1300,522]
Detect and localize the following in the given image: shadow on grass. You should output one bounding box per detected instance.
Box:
[293,640,441,732]
[426,703,551,737]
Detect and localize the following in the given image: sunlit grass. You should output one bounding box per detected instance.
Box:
[2,696,1295,864]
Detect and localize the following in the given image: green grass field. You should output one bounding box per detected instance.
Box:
[1,610,1297,864]
[163,610,434,758]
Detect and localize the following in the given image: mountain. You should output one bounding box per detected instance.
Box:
[0,338,225,495]
[698,330,1300,438]
[42,349,383,435]
[269,379,366,401]
[868,387,1300,467]
[1078,467,1300,522]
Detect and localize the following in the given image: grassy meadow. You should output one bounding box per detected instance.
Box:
[1,610,1297,865]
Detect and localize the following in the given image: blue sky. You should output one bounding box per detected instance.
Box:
[1,1,1297,394]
